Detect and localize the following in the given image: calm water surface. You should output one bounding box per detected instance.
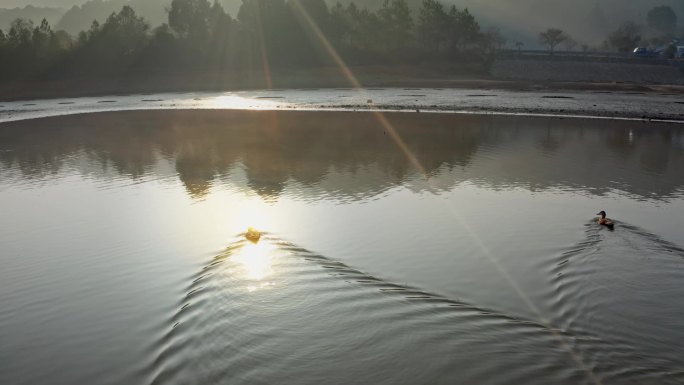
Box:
[1,110,684,385]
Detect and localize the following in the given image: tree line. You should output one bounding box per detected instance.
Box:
[534,5,681,55]
[0,0,505,82]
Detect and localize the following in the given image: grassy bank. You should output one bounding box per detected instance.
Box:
[2,64,684,101]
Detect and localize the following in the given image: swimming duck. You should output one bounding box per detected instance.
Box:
[596,211,614,229]
[245,227,262,243]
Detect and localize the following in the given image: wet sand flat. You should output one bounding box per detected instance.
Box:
[0,87,683,123]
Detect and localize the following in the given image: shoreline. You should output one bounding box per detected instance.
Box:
[2,79,683,103]
[319,107,684,124]
[1,86,683,124]
[2,105,684,126]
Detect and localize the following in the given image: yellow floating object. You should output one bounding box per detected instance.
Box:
[245,227,262,243]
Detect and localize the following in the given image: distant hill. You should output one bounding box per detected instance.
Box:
[0,6,66,31]
[0,0,79,7]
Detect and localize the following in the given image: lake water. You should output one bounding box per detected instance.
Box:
[1,110,684,385]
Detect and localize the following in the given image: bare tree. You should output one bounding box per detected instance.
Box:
[538,28,568,53]
[515,40,524,54]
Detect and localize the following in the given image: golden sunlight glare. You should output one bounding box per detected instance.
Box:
[209,94,285,110]
[231,240,277,283]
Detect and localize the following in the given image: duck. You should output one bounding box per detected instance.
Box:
[596,211,614,229]
[245,227,262,243]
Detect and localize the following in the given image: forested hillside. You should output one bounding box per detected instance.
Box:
[0,0,504,83]
[0,0,682,89]
[4,0,684,46]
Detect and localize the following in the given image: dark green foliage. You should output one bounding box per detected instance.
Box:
[65,6,149,75]
[289,0,335,65]
[56,0,129,35]
[646,6,677,35]
[377,0,413,53]
[417,0,449,52]
[0,18,74,80]
[608,21,642,52]
[169,0,212,42]
[448,7,480,53]
[0,0,501,83]
[237,0,297,67]
[8,19,34,47]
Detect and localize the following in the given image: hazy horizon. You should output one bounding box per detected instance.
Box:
[1,0,683,47]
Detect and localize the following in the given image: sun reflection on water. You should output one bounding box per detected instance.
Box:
[230,238,278,291]
[208,95,287,110]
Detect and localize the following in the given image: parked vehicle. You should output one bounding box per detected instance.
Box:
[632,47,658,57]
[677,46,684,59]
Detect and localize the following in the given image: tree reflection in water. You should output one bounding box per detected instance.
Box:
[0,110,682,201]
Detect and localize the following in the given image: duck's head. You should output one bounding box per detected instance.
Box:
[596,210,606,217]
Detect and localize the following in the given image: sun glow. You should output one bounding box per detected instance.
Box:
[227,237,283,292]
[209,94,286,110]
[233,201,271,234]
[231,240,277,282]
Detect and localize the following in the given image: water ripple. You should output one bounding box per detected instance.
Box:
[546,220,684,383]
[145,232,683,385]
